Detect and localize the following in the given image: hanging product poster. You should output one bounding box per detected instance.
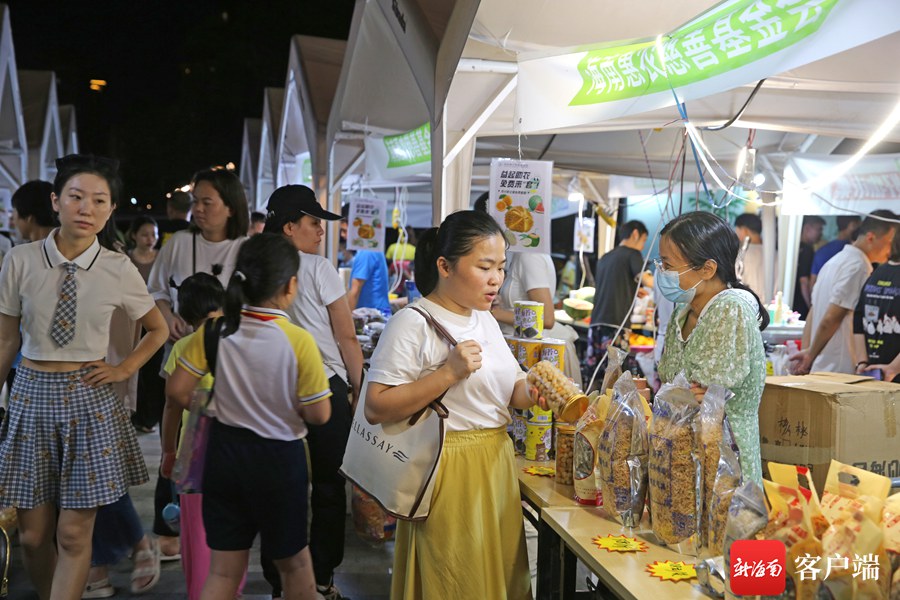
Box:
[574,216,595,253]
[346,197,387,252]
[364,123,432,180]
[489,158,553,254]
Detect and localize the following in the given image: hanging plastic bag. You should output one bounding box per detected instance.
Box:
[648,375,702,554]
[595,372,648,528]
[600,346,626,396]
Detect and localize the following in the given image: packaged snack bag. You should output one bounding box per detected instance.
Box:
[698,384,732,551]
[648,375,702,554]
[573,391,610,505]
[596,372,649,528]
[723,482,769,598]
[819,461,891,600]
[351,485,396,547]
[600,346,626,395]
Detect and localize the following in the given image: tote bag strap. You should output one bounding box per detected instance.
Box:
[406,305,460,425]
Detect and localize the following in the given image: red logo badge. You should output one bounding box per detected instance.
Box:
[730,539,786,595]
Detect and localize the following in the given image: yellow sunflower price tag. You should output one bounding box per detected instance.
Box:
[591,534,648,553]
[522,465,556,477]
[645,560,697,582]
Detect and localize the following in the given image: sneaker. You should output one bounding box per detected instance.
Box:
[316,583,347,600]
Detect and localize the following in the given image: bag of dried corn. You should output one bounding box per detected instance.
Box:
[596,372,648,528]
[648,375,702,553]
[698,384,732,552]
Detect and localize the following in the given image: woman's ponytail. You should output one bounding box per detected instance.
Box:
[729,280,770,331]
[413,227,439,296]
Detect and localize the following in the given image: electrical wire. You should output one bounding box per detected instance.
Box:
[702,79,767,131]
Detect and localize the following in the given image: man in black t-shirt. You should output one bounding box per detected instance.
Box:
[853,228,900,382]
[583,220,653,389]
[793,215,824,319]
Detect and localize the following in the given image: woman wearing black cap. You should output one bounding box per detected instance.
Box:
[263,184,363,600]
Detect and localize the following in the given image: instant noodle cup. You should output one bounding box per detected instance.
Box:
[555,423,575,485]
[517,338,542,369]
[514,300,544,338]
[504,335,518,358]
[525,422,552,461]
[540,338,566,371]
[527,360,589,423]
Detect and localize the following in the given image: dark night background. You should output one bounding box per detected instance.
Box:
[5,0,354,214]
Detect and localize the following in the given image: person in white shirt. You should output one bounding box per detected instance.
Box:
[365,210,542,600]
[147,168,249,343]
[734,212,766,302]
[262,185,363,600]
[0,154,168,600]
[790,210,896,375]
[146,167,249,558]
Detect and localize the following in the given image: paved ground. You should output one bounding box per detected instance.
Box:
[6,430,394,599]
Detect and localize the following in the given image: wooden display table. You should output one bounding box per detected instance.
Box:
[542,507,708,600]
[516,457,582,599]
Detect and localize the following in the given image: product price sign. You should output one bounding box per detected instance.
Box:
[489,158,553,254]
[574,216,595,253]
[592,534,648,553]
[646,560,697,582]
[346,197,387,253]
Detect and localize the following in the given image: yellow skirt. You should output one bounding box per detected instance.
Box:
[390,427,532,600]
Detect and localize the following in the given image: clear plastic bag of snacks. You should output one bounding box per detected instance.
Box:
[648,375,702,553]
[527,360,589,423]
[596,372,649,528]
[600,346,626,395]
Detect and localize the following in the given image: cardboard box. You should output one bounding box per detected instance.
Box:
[759,373,900,491]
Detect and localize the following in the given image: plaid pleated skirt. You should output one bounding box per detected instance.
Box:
[0,365,149,509]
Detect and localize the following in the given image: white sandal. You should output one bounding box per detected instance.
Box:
[130,536,161,594]
[82,577,115,599]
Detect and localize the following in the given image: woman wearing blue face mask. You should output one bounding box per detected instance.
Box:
[656,212,769,487]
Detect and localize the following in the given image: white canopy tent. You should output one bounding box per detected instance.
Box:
[20,70,63,182]
[276,35,347,197]
[326,0,900,303]
[239,117,262,208]
[255,87,284,211]
[58,104,78,155]
[0,3,28,221]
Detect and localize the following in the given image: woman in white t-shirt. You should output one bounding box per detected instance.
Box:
[0,154,168,599]
[261,185,363,600]
[365,210,541,600]
[148,168,249,343]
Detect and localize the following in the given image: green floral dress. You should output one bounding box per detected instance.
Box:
[658,289,766,487]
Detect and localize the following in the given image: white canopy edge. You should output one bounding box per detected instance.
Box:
[58,104,78,155]
[255,87,284,211]
[19,70,63,182]
[0,4,27,195]
[239,118,262,208]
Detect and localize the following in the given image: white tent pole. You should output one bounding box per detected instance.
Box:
[443,74,517,169]
[757,154,783,303]
[431,105,446,226]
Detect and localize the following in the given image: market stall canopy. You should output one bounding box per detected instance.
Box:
[20,70,62,181]
[276,35,346,192]
[446,0,900,184]
[255,87,284,211]
[58,104,78,155]
[239,117,261,208]
[326,0,480,221]
[0,4,28,192]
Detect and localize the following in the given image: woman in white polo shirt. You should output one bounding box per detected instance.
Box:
[146,167,249,556]
[0,154,168,600]
[365,210,540,600]
[262,185,363,600]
